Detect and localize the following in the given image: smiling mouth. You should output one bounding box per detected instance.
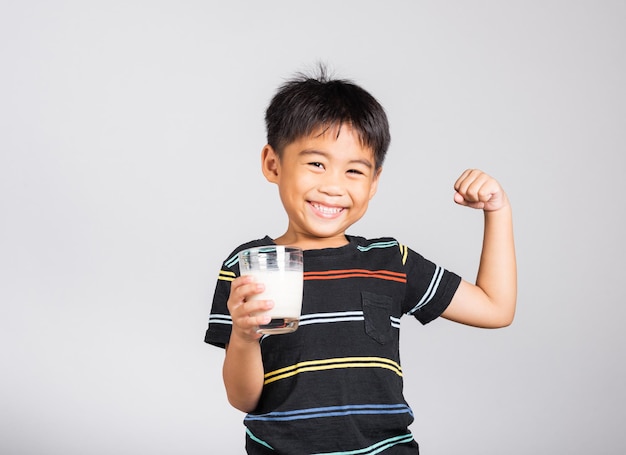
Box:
[310,202,344,217]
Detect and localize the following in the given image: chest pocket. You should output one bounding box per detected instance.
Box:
[362,291,393,345]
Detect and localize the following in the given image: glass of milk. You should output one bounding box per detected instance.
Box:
[238,246,304,334]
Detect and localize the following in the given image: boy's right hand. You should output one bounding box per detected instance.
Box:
[227,276,274,343]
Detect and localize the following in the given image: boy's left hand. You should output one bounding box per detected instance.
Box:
[453,169,509,212]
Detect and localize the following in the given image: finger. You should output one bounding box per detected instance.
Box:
[453,191,472,206]
[453,169,474,192]
[454,169,486,196]
[233,300,274,331]
[465,174,493,203]
[230,275,257,291]
[230,278,265,307]
[454,191,485,209]
[249,311,272,328]
[455,170,488,202]
[241,298,274,317]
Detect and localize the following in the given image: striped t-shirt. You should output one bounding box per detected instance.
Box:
[205,235,461,454]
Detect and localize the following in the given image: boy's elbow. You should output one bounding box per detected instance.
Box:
[496,315,514,328]
[480,299,515,328]
[494,305,516,328]
[226,393,258,413]
[487,292,516,328]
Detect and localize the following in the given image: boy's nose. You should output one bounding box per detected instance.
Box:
[318,174,345,196]
[318,184,344,196]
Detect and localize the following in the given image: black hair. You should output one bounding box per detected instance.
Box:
[265,65,390,169]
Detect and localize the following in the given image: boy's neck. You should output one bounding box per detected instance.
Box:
[273,233,350,251]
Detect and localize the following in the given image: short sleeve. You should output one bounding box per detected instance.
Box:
[204,237,275,348]
[204,274,235,348]
[204,262,237,348]
[402,247,461,325]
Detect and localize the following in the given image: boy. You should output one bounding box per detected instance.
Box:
[205,68,516,454]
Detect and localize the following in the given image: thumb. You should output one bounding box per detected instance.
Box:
[453,191,465,205]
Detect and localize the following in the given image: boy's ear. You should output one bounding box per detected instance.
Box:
[261,144,280,183]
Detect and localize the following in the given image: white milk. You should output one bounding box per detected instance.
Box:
[243,269,303,318]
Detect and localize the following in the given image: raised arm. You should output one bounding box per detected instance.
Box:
[222,276,274,412]
[441,169,517,328]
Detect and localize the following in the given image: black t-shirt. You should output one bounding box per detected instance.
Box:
[205,236,461,454]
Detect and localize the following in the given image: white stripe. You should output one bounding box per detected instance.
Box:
[408,265,443,314]
[299,316,364,326]
[299,311,364,326]
[209,315,232,325]
[300,311,363,320]
[297,312,401,330]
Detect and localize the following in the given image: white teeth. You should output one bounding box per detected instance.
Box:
[312,203,342,214]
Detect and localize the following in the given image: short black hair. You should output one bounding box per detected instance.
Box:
[265,65,390,169]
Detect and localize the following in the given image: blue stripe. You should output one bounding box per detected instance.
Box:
[356,241,399,252]
[224,253,239,268]
[245,404,413,422]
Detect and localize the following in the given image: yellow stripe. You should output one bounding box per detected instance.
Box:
[399,244,408,265]
[264,362,403,385]
[218,270,236,282]
[266,356,401,377]
[264,357,402,385]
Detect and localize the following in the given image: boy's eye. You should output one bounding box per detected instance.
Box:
[347,169,365,175]
[309,162,324,169]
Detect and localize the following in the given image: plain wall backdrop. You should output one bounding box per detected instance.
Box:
[1,1,625,453]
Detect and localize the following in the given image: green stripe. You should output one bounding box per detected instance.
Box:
[246,428,274,450]
[313,433,414,454]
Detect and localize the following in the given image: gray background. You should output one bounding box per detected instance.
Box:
[1,1,625,454]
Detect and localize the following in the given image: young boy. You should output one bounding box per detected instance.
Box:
[205,68,516,454]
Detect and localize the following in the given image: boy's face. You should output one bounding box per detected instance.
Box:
[262,123,381,249]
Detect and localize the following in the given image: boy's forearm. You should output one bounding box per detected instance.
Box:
[476,203,517,324]
[222,334,265,413]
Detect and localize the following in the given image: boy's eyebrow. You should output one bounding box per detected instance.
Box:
[299,150,373,168]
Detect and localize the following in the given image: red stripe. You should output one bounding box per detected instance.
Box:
[304,269,406,283]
